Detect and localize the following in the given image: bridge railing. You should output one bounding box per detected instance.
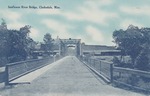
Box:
[0,71,5,83]
[80,56,113,83]
[5,56,61,85]
[79,55,150,93]
[113,67,150,92]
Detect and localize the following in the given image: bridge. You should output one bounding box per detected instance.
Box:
[0,38,148,96]
[0,56,144,96]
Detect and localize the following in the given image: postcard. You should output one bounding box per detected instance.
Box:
[0,0,149,96]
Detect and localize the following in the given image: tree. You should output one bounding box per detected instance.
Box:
[113,25,144,67]
[43,33,53,52]
[7,25,31,62]
[134,28,150,71]
[0,22,9,66]
[0,19,36,65]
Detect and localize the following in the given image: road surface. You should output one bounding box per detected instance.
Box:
[0,56,145,96]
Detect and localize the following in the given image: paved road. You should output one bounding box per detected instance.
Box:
[0,56,145,96]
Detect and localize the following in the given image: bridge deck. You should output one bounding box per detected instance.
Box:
[1,56,144,96]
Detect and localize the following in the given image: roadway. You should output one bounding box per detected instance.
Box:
[0,56,144,96]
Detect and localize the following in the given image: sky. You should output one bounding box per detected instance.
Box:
[0,0,150,45]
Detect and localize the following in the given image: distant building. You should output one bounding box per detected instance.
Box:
[32,37,121,57]
[81,44,121,56]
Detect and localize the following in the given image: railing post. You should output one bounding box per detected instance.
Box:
[93,59,95,68]
[110,64,113,83]
[90,59,92,67]
[86,57,88,63]
[89,58,91,66]
[53,55,56,62]
[99,61,101,74]
[5,65,9,86]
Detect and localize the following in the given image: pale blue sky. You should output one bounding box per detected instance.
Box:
[0,0,150,45]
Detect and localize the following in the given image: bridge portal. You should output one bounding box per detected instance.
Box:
[59,38,81,56]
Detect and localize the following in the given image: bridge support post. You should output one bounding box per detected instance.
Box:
[110,64,113,83]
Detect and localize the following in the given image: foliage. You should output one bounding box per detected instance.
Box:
[112,56,133,68]
[112,56,121,66]
[0,19,33,64]
[113,25,150,70]
[7,25,31,62]
[43,33,53,52]
[0,29,9,57]
[135,45,150,71]
[0,19,56,66]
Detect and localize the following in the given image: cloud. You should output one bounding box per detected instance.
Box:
[37,0,118,25]
[76,25,105,45]
[0,10,25,30]
[84,0,114,7]
[63,1,118,25]
[120,20,143,29]
[0,10,40,39]
[120,6,150,16]
[7,22,25,30]
[0,10,22,21]
[0,1,119,45]
[37,9,61,15]
[29,28,40,39]
[41,19,73,38]
[85,25,104,44]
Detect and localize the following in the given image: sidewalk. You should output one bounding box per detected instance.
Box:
[0,56,144,96]
[10,57,65,84]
